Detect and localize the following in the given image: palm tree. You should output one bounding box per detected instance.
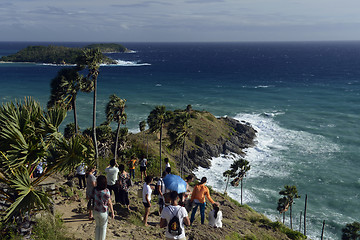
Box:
[223,169,234,195]
[147,105,171,174]
[0,98,94,226]
[105,94,126,161]
[169,113,191,177]
[277,196,290,224]
[76,48,103,165]
[48,67,84,134]
[342,222,360,240]
[279,185,300,229]
[222,158,250,204]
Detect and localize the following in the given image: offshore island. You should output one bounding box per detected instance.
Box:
[0,43,130,65]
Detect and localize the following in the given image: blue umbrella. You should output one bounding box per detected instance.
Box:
[163,174,187,194]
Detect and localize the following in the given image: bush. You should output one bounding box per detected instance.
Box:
[32,213,72,240]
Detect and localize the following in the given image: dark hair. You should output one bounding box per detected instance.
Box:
[169,191,179,201]
[165,167,171,174]
[213,204,220,218]
[186,175,194,181]
[96,175,107,191]
[145,175,152,184]
[110,159,116,167]
[119,164,125,172]
[85,165,96,178]
[164,158,169,163]
[200,177,207,184]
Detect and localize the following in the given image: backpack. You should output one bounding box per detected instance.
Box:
[168,207,182,236]
[154,178,163,195]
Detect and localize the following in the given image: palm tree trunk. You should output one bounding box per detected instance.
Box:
[290,204,293,229]
[283,212,285,224]
[159,124,163,175]
[224,175,230,194]
[241,179,243,205]
[181,138,185,177]
[304,194,307,236]
[72,98,78,134]
[114,122,121,161]
[93,78,99,166]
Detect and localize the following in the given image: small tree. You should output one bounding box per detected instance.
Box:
[342,222,360,240]
[222,158,250,204]
[139,120,146,146]
[279,185,300,229]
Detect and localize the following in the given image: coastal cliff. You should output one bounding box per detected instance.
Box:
[129,109,257,175]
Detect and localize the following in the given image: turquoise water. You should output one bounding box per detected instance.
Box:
[1,42,359,239]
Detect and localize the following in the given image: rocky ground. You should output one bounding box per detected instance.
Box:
[51,174,298,240]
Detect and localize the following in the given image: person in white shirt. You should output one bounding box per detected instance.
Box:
[105,159,120,203]
[76,162,86,189]
[142,175,153,226]
[164,158,171,169]
[160,191,190,240]
[140,156,147,182]
[208,202,223,228]
[157,171,167,214]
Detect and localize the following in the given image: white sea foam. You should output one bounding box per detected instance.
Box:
[100,60,151,67]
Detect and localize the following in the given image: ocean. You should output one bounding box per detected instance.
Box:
[0,41,359,239]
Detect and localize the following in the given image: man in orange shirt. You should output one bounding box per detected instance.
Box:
[128,155,137,179]
[190,177,217,225]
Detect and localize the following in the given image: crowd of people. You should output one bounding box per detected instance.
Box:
[77,157,222,240]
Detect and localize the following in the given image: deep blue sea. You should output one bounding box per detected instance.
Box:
[1,42,359,239]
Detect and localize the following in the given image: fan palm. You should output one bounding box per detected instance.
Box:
[76,48,103,165]
[105,94,126,161]
[48,67,85,134]
[279,185,300,229]
[0,98,93,225]
[147,105,171,174]
[222,158,250,204]
[169,113,191,177]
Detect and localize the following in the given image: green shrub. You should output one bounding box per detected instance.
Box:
[32,213,73,240]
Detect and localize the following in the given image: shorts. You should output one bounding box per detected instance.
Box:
[140,166,147,172]
[143,202,150,208]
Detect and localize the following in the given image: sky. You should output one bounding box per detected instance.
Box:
[1,0,360,42]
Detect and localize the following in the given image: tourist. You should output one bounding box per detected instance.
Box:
[160,191,190,240]
[76,162,86,189]
[128,155,137,179]
[93,175,114,240]
[190,177,217,225]
[183,175,194,212]
[86,165,97,220]
[142,175,153,226]
[208,202,222,228]
[105,159,120,203]
[164,158,171,169]
[140,156,147,182]
[156,171,167,214]
[118,164,131,210]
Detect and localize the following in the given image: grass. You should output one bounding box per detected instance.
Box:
[32,213,73,240]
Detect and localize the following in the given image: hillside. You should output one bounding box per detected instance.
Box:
[128,109,256,175]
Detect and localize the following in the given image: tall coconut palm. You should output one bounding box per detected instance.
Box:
[105,94,126,161]
[169,113,191,177]
[279,185,300,229]
[48,67,85,134]
[147,105,170,174]
[76,48,103,165]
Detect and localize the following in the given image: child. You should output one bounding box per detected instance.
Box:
[208,202,222,228]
